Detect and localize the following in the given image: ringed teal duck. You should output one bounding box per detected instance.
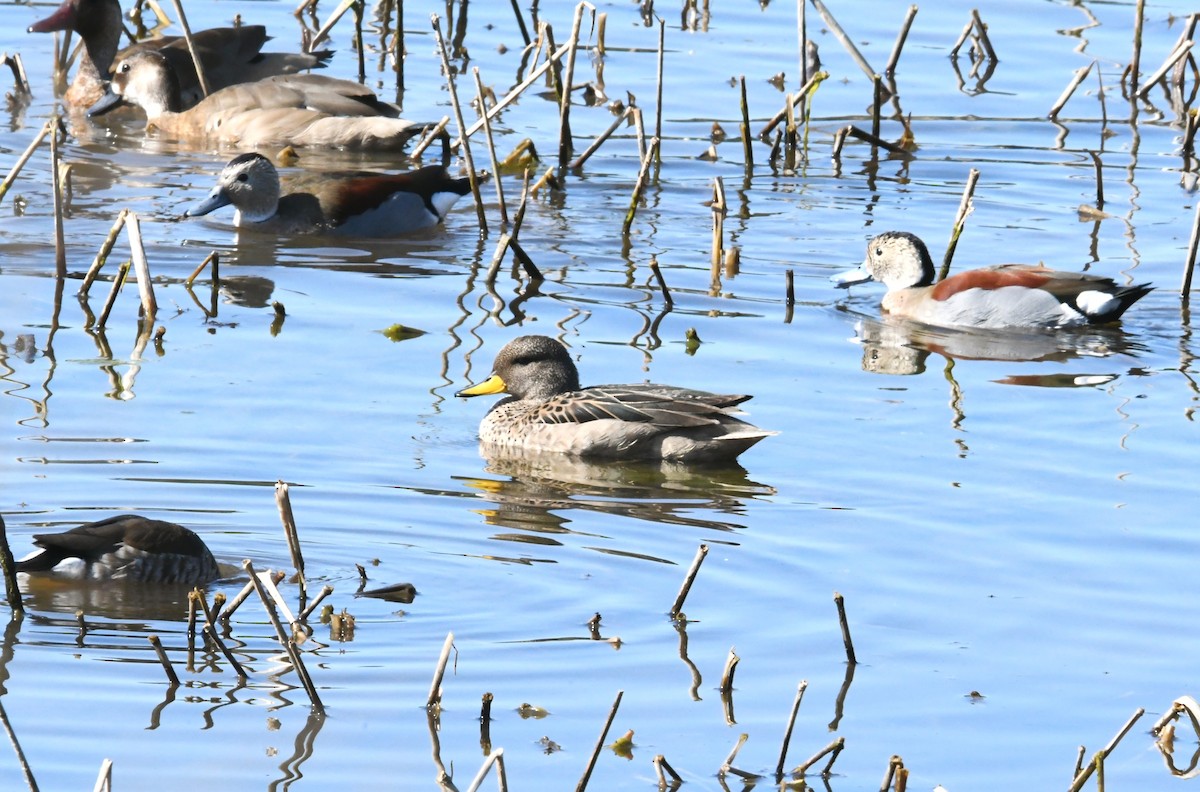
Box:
[29,0,329,109]
[456,335,776,463]
[834,231,1153,329]
[89,49,427,151]
[184,153,471,236]
[12,513,220,584]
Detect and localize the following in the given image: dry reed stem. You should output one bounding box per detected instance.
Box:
[0,516,24,615]
[185,251,218,287]
[1131,0,1146,95]
[711,177,726,273]
[622,136,659,235]
[1136,40,1194,99]
[718,732,750,776]
[879,754,903,791]
[283,637,324,713]
[459,44,571,146]
[739,76,753,170]
[885,5,919,75]
[834,124,905,155]
[797,0,807,87]
[834,591,857,665]
[809,0,885,96]
[575,690,623,792]
[1088,150,1104,209]
[432,14,487,235]
[203,623,248,680]
[168,0,210,96]
[96,261,131,330]
[654,18,665,160]
[147,635,180,685]
[785,269,796,306]
[719,646,739,693]
[393,0,404,93]
[557,3,591,168]
[669,543,708,616]
[795,736,845,775]
[93,758,112,792]
[275,480,306,587]
[191,586,215,625]
[411,116,451,159]
[2,52,31,95]
[760,71,828,139]
[297,584,335,622]
[126,212,157,324]
[465,749,508,792]
[474,68,508,227]
[427,631,456,709]
[1068,708,1145,792]
[569,107,631,169]
[871,74,883,142]
[49,115,66,279]
[0,698,37,792]
[970,9,998,61]
[244,560,293,646]
[653,754,682,785]
[1048,62,1095,118]
[0,119,52,204]
[949,20,973,57]
[596,12,607,56]
[649,258,673,307]
[938,168,980,281]
[220,570,284,624]
[309,0,358,50]
[1179,197,1200,296]
[510,0,531,46]
[775,680,808,776]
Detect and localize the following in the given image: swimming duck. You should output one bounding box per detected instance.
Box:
[89,49,426,151]
[28,0,329,109]
[184,153,471,236]
[456,335,775,463]
[833,231,1153,329]
[13,513,220,584]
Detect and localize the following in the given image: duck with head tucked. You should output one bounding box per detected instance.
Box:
[456,335,776,463]
[28,0,329,109]
[9,513,220,585]
[184,153,472,237]
[89,49,427,151]
[834,231,1153,329]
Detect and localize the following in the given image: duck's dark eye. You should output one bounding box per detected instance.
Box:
[874,247,883,257]
[236,173,249,182]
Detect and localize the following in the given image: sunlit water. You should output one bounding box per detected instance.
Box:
[2,0,1199,789]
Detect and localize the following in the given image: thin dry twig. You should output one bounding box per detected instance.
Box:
[938,168,980,281]
[147,635,180,685]
[834,591,857,665]
[427,631,456,709]
[669,544,709,616]
[575,690,623,792]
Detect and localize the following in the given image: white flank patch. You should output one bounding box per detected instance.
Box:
[429,189,465,221]
[1076,289,1118,317]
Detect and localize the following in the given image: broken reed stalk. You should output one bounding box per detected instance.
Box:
[809,0,885,95]
[970,9,998,61]
[221,570,284,624]
[557,3,589,168]
[575,690,623,792]
[147,635,180,685]
[393,0,403,93]
[718,733,750,777]
[622,136,660,236]
[168,0,211,96]
[1088,150,1104,209]
[654,17,665,161]
[243,560,293,646]
[509,0,531,47]
[739,76,753,170]
[1136,40,1194,99]
[711,177,727,275]
[648,258,674,308]
[94,757,113,792]
[775,680,808,777]
[794,736,845,775]
[0,699,37,792]
[2,52,31,95]
[718,646,740,693]
[203,623,248,680]
[459,43,571,145]
[0,119,53,205]
[760,70,828,139]
[833,591,857,665]
[309,0,358,50]
[797,0,807,88]
[885,5,918,75]
[296,584,335,622]
[351,0,365,83]
[283,637,324,713]
[96,262,131,330]
[275,480,306,591]
[1181,197,1200,296]
[1067,708,1145,792]
[50,115,66,279]
[126,212,157,324]
[190,587,216,626]
[569,106,631,169]
[1048,62,1095,118]
[871,74,883,143]
[427,631,456,709]
[1130,0,1146,95]
[185,251,218,287]
[669,543,709,616]
[473,68,509,227]
[432,14,487,235]
[410,116,451,159]
[880,754,903,791]
[786,269,796,306]
[0,514,24,615]
[464,748,507,792]
[938,168,980,282]
[653,754,682,786]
